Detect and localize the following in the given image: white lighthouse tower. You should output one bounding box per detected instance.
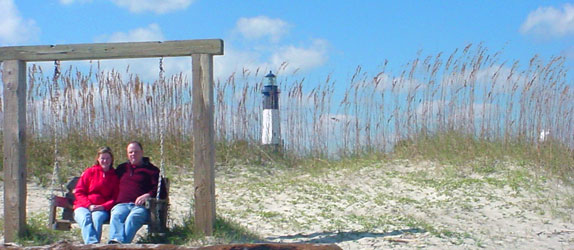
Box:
[261,71,281,147]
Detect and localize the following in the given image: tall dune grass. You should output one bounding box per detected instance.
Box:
[1,44,573,183]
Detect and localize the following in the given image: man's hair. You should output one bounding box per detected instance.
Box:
[128,141,143,151]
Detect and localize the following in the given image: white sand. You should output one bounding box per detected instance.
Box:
[2,159,574,249]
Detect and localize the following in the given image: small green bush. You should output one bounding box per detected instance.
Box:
[16,213,79,246]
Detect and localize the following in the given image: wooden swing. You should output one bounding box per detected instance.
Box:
[48,177,170,234]
[47,58,170,235]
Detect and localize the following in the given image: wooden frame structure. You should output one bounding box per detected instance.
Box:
[0,39,223,242]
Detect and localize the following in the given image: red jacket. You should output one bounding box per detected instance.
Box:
[73,164,119,211]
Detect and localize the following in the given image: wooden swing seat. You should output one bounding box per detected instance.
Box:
[49,176,169,234]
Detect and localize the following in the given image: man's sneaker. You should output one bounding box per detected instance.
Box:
[107,239,121,244]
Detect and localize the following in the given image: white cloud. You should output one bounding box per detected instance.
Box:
[59,0,92,4]
[271,39,328,73]
[214,39,329,81]
[374,73,425,93]
[214,46,269,81]
[110,0,193,14]
[440,64,522,94]
[235,16,290,42]
[89,18,327,83]
[415,100,446,118]
[520,3,574,37]
[216,17,328,80]
[97,23,165,79]
[374,74,399,91]
[473,65,521,93]
[372,73,392,90]
[95,24,192,80]
[0,0,40,45]
[59,0,189,14]
[104,23,164,42]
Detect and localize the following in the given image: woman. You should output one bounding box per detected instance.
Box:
[73,146,119,244]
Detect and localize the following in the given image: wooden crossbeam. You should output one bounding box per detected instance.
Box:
[0,39,223,61]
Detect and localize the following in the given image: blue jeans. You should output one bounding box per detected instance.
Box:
[74,207,109,244]
[108,203,150,243]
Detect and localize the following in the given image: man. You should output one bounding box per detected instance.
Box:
[108,141,159,244]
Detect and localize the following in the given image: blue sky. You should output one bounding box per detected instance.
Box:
[1,0,574,84]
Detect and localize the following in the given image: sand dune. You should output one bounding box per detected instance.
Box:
[2,159,574,249]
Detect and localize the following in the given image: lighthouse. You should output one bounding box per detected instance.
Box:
[261,71,281,147]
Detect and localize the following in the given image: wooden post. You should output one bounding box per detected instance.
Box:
[2,60,27,243]
[192,54,216,235]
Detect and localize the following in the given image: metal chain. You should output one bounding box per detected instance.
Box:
[157,57,165,199]
[50,60,62,197]
[154,57,168,230]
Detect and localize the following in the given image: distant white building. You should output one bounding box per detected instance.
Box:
[539,129,550,143]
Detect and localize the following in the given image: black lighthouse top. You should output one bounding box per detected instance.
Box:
[265,71,276,82]
[262,71,279,109]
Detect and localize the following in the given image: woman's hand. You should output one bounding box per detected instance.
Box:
[135,193,151,206]
[88,204,104,211]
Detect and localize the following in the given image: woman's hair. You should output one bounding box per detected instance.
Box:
[95,146,114,167]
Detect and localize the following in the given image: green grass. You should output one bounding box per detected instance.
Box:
[393,131,574,182]
[4,129,573,188]
[138,214,262,245]
[14,213,80,246]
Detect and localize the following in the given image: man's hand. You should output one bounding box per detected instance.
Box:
[135,193,151,206]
